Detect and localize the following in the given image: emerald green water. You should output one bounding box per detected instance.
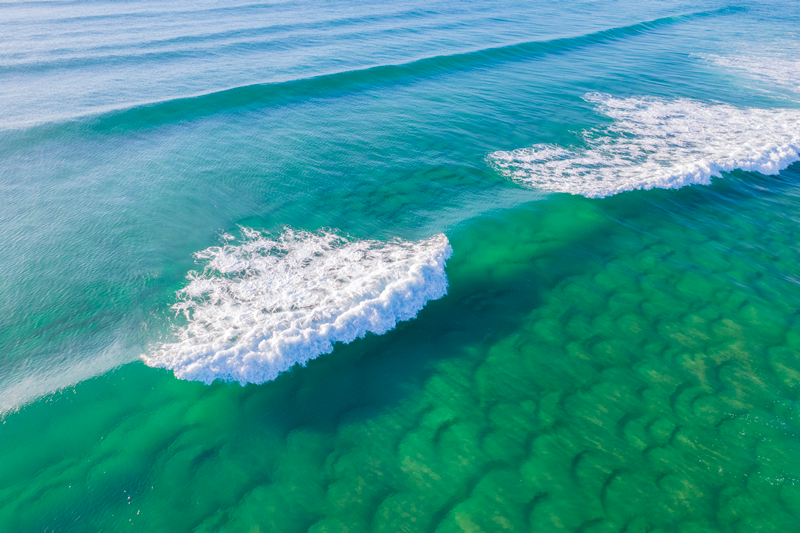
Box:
[5,173,800,531]
[2,0,800,531]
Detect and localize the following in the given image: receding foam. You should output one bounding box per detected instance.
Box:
[142,229,453,385]
[489,93,800,198]
[696,44,800,96]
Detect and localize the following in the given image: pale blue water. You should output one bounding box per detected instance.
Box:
[2,1,800,531]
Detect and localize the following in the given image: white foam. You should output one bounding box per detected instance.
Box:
[489,93,800,198]
[142,229,453,385]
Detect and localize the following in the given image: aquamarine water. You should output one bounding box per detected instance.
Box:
[2,0,800,531]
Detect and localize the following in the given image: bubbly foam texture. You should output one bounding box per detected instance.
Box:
[143,229,453,384]
[489,93,800,198]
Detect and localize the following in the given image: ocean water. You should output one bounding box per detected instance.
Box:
[2,0,800,531]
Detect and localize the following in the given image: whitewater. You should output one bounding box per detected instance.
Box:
[143,229,453,384]
[490,93,800,198]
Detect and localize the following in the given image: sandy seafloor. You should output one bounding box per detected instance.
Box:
[2,0,800,531]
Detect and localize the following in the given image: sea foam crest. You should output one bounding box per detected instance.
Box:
[143,229,453,385]
[489,93,800,198]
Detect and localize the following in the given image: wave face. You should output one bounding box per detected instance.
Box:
[489,93,800,198]
[143,229,453,385]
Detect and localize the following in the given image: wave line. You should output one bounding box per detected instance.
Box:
[2,7,740,138]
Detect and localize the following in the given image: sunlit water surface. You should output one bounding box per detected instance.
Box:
[2,0,800,531]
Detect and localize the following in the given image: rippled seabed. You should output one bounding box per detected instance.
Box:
[3,0,800,531]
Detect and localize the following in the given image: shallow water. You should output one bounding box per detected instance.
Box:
[2,0,800,531]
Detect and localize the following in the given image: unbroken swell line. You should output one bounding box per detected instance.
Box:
[0,7,739,139]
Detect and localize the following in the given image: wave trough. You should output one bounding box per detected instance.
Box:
[143,229,453,385]
[489,94,800,198]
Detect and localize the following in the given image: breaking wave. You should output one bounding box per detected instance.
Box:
[489,93,800,198]
[143,228,453,384]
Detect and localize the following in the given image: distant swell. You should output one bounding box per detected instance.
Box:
[3,7,738,137]
[143,229,453,385]
[489,93,800,198]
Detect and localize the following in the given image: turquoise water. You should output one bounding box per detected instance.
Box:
[2,0,800,530]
